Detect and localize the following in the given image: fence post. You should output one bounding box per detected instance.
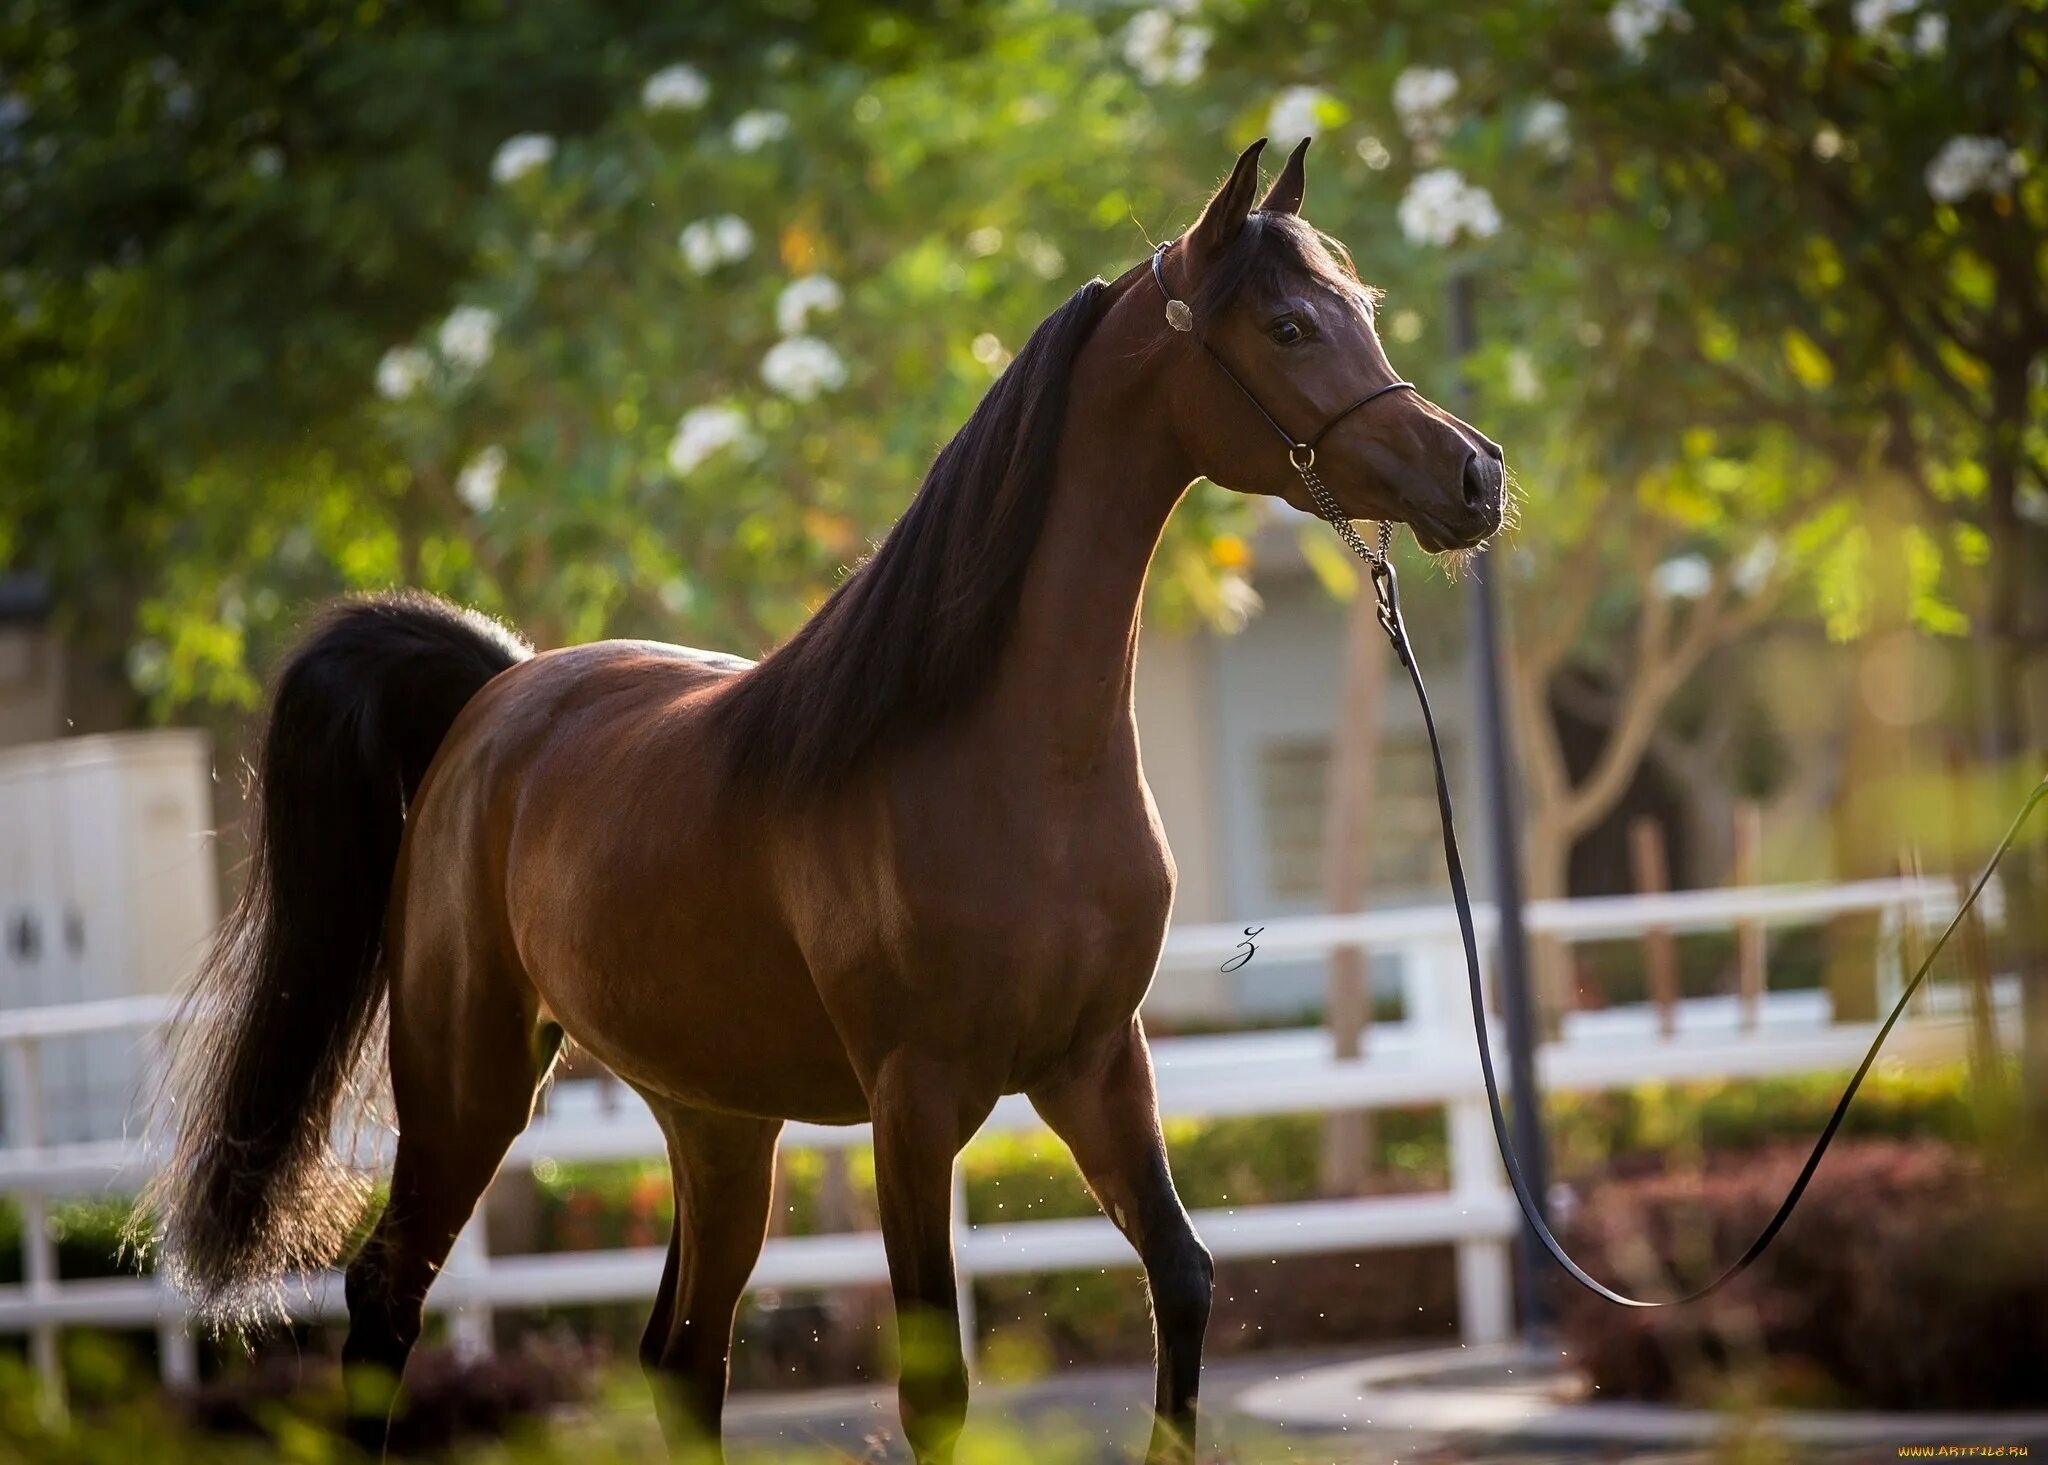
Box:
[4,1037,64,1419]
[1947,748,2000,1081]
[951,1163,977,1377]
[158,1317,198,1388]
[1429,940,1514,1345]
[1629,818,1681,1039]
[1733,801,1765,1032]
[445,1216,494,1360]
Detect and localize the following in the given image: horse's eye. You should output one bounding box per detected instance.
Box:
[1268,317,1307,346]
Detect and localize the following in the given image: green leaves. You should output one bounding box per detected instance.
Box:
[5,0,2041,717]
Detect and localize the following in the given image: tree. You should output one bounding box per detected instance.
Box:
[0,0,1258,720]
[1434,0,2048,1106]
[1200,0,2041,1059]
[0,1,964,692]
[1183,5,1839,1024]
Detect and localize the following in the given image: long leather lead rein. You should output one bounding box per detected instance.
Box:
[1368,549,2048,1306]
[1149,241,2048,1303]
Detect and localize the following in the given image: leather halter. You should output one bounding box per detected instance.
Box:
[1149,240,1416,470]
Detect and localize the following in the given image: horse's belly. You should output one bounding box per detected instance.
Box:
[537,946,868,1124]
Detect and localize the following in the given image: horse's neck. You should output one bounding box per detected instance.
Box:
[986,389,1190,780]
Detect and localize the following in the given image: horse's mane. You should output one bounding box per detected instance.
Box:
[714,278,1111,797]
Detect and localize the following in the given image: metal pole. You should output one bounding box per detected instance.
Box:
[1446,270,1552,1336]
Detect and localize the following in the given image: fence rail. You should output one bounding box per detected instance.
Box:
[0,874,2003,1403]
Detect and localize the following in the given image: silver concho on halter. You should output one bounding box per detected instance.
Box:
[1164,297,1193,332]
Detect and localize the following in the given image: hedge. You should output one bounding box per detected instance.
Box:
[1557,1138,2048,1410]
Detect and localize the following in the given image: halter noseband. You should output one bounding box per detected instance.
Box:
[1151,239,1413,569]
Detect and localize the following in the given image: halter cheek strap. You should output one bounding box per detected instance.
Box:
[1151,241,1413,567]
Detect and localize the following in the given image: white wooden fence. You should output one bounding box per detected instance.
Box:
[0,875,2003,1402]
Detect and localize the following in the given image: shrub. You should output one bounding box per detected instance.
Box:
[1556,1139,2048,1410]
[1544,1064,1980,1180]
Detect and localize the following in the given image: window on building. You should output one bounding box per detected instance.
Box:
[1259,734,1458,903]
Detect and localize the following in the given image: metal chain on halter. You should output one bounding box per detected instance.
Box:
[1289,444,1393,572]
[1291,444,1402,652]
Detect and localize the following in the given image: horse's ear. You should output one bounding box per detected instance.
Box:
[1187,138,1267,265]
[1259,137,1310,216]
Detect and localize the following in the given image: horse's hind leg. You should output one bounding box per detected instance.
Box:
[1030,1021,1212,1464]
[637,1103,781,1460]
[341,942,547,1454]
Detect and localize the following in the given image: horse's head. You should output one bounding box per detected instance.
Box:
[1149,139,1505,553]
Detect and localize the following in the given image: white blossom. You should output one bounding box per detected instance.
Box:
[1392,67,1459,144]
[776,274,844,336]
[1733,539,1779,597]
[730,110,790,152]
[760,335,848,401]
[1017,232,1066,280]
[490,133,555,185]
[1504,349,1543,403]
[151,57,197,121]
[1216,571,1261,631]
[1609,0,1687,59]
[1924,135,2027,202]
[712,215,752,260]
[247,145,285,179]
[666,404,758,475]
[1854,0,1948,54]
[1651,554,1713,600]
[641,63,710,112]
[531,228,594,266]
[1852,0,1916,34]
[1123,9,1211,86]
[1267,86,1328,143]
[1397,168,1501,247]
[678,215,754,273]
[375,346,431,401]
[658,577,695,614]
[971,332,1010,371]
[456,446,505,513]
[1522,99,1570,161]
[437,306,498,372]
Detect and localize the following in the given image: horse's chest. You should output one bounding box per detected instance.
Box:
[908,786,1176,1027]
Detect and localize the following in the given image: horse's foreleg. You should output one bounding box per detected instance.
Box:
[869,1058,995,1465]
[641,1104,781,1462]
[1030,1020,1213,1464]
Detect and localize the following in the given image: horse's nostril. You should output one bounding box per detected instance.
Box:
[1461,452,1503,510]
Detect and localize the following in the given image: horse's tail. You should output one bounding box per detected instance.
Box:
[136,591,530,1328]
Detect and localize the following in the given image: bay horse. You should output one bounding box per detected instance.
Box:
[144,139,1504,1463]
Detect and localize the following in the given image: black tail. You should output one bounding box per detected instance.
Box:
[135,591,530,1328]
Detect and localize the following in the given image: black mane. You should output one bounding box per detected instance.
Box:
[714,278,1111,796]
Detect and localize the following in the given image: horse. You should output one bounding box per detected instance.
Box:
[142,137,1504,1463]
